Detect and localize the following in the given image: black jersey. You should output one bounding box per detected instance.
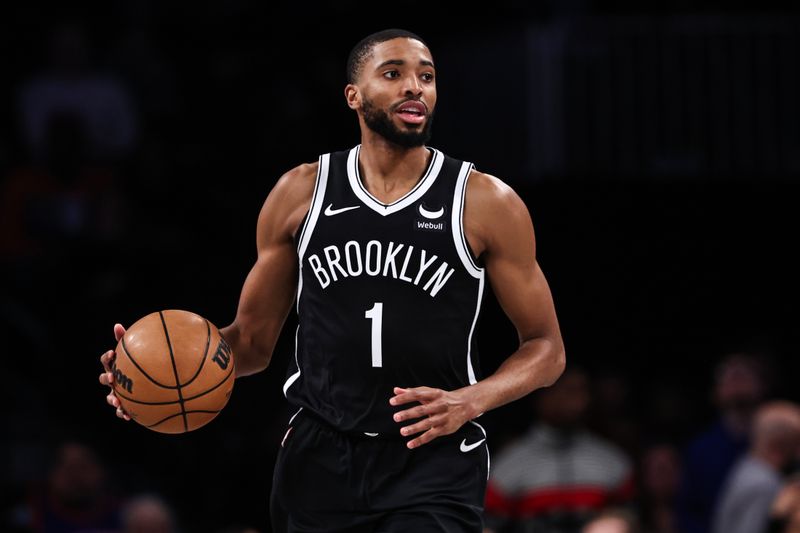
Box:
[285,145,486,436]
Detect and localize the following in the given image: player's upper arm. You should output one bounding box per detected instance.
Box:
[256,164,314,246]
[227,162,317,375]
[464,171,563,349]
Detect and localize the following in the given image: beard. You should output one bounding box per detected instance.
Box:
[362,96,434,148]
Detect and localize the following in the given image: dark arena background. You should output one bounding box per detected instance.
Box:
[2,2,800,532]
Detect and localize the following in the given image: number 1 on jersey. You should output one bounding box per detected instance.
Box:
[365,302,383,367]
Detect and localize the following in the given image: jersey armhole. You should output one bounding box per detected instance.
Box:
[451,162,484,278]
[292,212,309,245]
[295,153,330,260]
[465,233,483,269]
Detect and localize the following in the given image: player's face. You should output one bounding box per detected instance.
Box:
[352,38,437,147]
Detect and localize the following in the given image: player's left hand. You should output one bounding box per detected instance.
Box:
[390,386,476,449]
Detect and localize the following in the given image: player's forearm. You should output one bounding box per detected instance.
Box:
[464,336,565,418]
[220,322,273,377]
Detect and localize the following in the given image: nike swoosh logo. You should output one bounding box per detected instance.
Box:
[364,432,379,437]
[324,204,360,216]
[418,204,444,219]
[460,438,486,453]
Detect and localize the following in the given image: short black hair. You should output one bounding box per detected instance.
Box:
[346,28,428,84]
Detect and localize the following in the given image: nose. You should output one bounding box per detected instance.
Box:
[402,75,423,97]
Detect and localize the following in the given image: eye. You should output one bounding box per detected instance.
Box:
[421,72,435,82]
[383,70,400,79]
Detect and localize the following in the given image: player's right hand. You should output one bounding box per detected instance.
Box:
[99,323,131,421]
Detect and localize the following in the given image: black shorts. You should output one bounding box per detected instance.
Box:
[270,409,490,533]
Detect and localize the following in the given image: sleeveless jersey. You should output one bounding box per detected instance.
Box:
[285,144,486,436]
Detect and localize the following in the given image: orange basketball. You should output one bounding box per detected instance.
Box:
[112,309,235,434]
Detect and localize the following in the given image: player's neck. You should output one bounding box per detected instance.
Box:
[357,139,431,201]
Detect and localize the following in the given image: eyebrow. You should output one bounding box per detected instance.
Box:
[376,59,435,70]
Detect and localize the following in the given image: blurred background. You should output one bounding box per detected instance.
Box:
[2,2,800,533]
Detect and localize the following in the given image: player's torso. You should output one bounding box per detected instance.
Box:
[285,145,486,436]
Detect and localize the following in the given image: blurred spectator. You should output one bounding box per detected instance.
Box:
[638,444,682,533]
[767,477,800,533]
[484,366,635,533]
[676,352,769,533]
[27,440,123,532]
[711,400,800,533]
[17,21,138,162]
[5,21,130,282]
[643,377,697,446]
[0,112,121,265]
[587,371,640,459]
[121,494,177,533]
[783,509,800,533]
[582,508,641,533]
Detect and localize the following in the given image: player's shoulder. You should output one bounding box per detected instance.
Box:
[264,161,318,209]
[257,161,318,239]
[465,169,529,218]
[461,169,533,257]
[273,161,319,197]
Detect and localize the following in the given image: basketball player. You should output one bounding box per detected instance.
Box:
[99,29,566,532]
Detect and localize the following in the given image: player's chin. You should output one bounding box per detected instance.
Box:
[398,122,426,134]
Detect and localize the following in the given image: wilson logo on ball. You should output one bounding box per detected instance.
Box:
[212,337,232,370]
[112,361,134,393]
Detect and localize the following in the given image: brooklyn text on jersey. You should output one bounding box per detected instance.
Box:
[306,240,455,297]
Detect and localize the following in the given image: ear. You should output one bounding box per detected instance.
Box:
[344,84,361,110]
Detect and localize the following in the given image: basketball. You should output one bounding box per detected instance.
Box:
[112,309,235,434]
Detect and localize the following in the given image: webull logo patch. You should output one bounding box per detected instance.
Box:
[414,219,446,232]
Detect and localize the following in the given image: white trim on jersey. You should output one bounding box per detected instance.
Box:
[283,326,302,396]
[452,161,486,388]
[288,406,304,425]
[466,272,484,386]
[451,162,483,278]
[297,154,330,260]
[469,420,491,480]
[284,154,330,397]
[346,145,445,216]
